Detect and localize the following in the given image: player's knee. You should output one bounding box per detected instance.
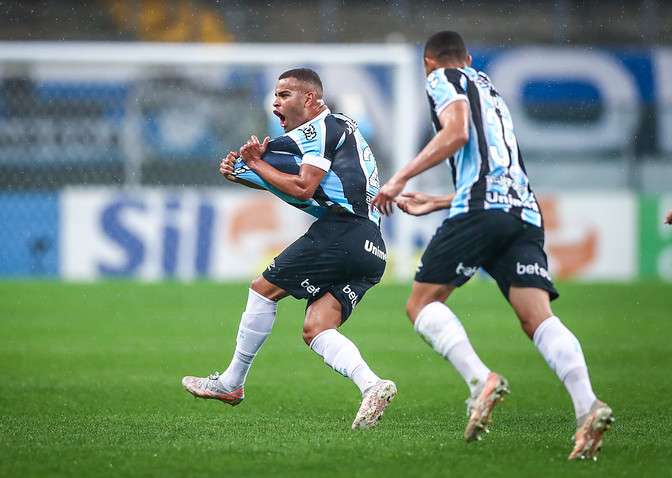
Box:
[302,321,327,346]
[250,276,266,295]
[405,298,420,323]
[513,303,552,338]
[250,276,286,301]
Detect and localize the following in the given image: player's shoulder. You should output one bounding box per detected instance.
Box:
[427,67,473,89]
[285,109,329,149]
[326,112,357,136]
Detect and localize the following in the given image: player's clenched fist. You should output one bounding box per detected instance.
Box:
[665,209,672,225]
[219,151,239,182]
[239,135,270,167]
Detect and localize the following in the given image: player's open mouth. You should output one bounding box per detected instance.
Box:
[273,110,287,128]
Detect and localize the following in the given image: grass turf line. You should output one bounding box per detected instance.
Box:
[1,281,671,477]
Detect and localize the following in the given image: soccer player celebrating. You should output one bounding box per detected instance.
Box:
[372,32,613,459]
[182,68,396,430]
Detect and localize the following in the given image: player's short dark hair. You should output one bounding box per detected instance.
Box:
[424,31,468,62]
[278,68,323,97]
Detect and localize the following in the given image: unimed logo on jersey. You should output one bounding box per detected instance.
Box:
[364,240,386,261]
[300,124,317,141]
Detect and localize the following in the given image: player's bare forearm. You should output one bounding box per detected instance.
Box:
[239,134,326,201]
[393,101,470,184]
[247,160,324,200]
[395,129,467,183]
[372,100,469,216]
[396,191,454,216]
[430,193,455,210]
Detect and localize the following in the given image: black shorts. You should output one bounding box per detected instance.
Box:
[263,212,386,322]
[415,210,559,301]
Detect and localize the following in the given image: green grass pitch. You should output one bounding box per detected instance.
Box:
[1,280,671,477]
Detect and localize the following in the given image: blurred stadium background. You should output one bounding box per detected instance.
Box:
[1,0,671,283]
[2,2,672,477]
[0,0,671,282]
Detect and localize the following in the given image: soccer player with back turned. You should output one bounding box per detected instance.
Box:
[182,68,396,430]
[372,31,613,460]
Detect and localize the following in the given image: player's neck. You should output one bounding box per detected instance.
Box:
[438,60,468,70]
[305,104,328,122]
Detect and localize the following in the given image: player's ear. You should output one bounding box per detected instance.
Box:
[305,90,316,108]
[423,56,435,75]
[466,54,473,67]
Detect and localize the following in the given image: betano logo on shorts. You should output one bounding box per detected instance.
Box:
[516,262,552,280]
[364,240,386,261]
[342,284,359,308]
[456,262,478,277]
[300,278,321,296]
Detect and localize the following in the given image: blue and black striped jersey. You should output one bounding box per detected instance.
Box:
[233,108,382,226]
[426,67,542,227]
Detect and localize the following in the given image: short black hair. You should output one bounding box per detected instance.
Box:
[424,31,468,62]
[278,68,323,97]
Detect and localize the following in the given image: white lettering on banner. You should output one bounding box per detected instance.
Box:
[61,187,312,281]
[488,47,640,152]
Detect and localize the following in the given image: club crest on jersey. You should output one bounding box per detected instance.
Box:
[428,71,440,89]
[300,124,317,141]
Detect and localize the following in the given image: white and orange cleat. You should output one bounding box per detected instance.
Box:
[181,372,244,406]
[464,372,510,442]
[568,400,614,461]
[351,379,397,430]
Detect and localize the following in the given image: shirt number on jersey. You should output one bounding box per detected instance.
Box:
[485,98,517,168]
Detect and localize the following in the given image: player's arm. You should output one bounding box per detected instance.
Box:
[396,192,455,216]
[218,151,265,190]
[665,209,672,225]
[240,135,325,200]
[372,101,469,215]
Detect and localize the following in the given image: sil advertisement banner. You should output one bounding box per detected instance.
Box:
[1,188,670,282]
[60,188,312,281]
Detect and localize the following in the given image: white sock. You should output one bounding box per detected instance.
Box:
[414,302,490,396]
[309,328,381,395]
[219,288,277,389]
[532,316,597,419]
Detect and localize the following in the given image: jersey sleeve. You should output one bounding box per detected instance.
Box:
[285,120,331,172]
[426,68,469,117]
